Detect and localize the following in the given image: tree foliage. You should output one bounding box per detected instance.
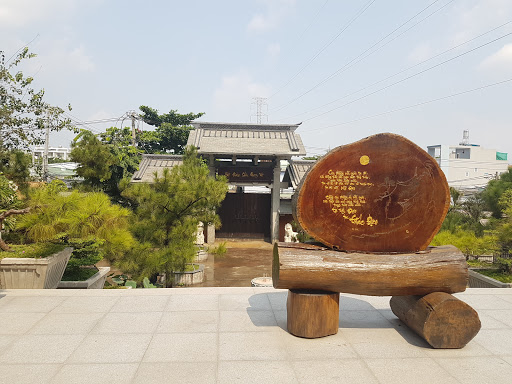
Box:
[71,128,141,202]
[435,174,512,257]
[494,189,512,253]
[139,106,204,127]
[0,174,23,232]
[481,168,512,218]
[71,130,115,188]
[0,48,75,149]
[138,105,204,154]
[120,147,227,285]
[15,181,135,271]
[431,229,497,257]
[0,149,32,193]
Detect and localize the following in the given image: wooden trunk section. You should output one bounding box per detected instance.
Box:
[293,133,450,253]
[287,289,340,338]
[390,292,481,349]
[273,243,468,296]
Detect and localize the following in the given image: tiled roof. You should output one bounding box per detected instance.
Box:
[187,121,306,157]
[131,154,183,183]
[283,159,316,189]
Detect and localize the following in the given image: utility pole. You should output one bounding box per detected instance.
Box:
[42,119,50,182]
[130,111,137,147]
[251,97,268,124]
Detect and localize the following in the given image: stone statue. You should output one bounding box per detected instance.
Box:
[284,223,299,243]
[196,222,205,245]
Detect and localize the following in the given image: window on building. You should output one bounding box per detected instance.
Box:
[455,148,471,159]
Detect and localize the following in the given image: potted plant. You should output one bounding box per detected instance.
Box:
[0,242,72,289]
[10,180,134,289]
[57,238,110,289]
[0,175,72,289]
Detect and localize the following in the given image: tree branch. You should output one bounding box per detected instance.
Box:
[176,197,207,219]
[0,207,31,221]
[0,207,31,251]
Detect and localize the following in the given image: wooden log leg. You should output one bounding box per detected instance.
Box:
[287,289,339,338]
[390,292,481,349]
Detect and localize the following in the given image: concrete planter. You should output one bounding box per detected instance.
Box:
[0,247,73,289]
[172,264,205,286]
[194,247,208,262]
[468,269,512,288]
[57,267,110,289]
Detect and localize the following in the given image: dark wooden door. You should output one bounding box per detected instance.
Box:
[217,193,271,238]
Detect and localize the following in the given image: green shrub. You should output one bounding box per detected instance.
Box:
[431,230,497,257]
[0,243,66,260]
[208,242,227,256]
[495,257,512,274]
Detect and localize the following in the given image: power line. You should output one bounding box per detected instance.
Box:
[5,34,40,64]
[301,77,512,133]
[277,19,512,122]
[296,0,329,40]
[271,0,453,113]
[72,118,121,125]
[269,0,376,99]
[299,30,512,124]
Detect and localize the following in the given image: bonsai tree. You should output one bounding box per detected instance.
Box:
[121,146,227,286]
[0,174,29,251]
[15,180,135,280]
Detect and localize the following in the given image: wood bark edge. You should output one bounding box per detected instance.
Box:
[273,243,468,296]
[390,292,481,348]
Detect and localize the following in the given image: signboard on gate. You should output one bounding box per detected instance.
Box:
[217,166,273,183]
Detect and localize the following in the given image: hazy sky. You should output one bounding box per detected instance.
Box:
[1,0,511,161]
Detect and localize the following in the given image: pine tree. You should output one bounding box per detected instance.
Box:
[121,147,227,285]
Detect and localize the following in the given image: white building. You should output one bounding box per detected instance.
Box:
[32,146,72,161]
[427,131,509,189]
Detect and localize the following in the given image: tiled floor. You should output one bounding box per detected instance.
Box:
[0,288,511,383]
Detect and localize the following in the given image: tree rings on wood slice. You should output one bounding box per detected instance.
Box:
[293,133,450,253]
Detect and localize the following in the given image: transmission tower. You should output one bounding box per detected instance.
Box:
[250,97,268,124]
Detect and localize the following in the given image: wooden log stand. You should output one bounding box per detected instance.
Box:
[275,133,481,348]
[390,292,481,349]
[287,289,340,338]
[273,243,468,296]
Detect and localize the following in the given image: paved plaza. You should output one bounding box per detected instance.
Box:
[1,287,512,383]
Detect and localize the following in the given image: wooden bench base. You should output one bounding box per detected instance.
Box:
[286,290,481,348]
[273,243,468,296]
[390,292,481,349]
[287,289,339,338]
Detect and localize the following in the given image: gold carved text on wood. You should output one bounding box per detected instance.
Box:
[320,170,378,227]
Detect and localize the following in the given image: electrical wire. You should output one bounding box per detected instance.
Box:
[276,19,512,122]
[299,30,512,124]
[269,0,377,99]
[296,0,329,40]
[271,0,450,113]
[5,34,40,64]
[301,77,512,133]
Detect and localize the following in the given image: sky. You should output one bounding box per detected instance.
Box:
[1,0,512,162]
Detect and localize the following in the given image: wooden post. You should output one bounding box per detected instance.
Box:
[390,292,481,349]
[287,289,339,338]
[273,243,468,296]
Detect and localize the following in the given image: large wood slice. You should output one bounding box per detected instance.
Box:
[273,243,468,296]
[293,133,450,253]
[390,292,481,348]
